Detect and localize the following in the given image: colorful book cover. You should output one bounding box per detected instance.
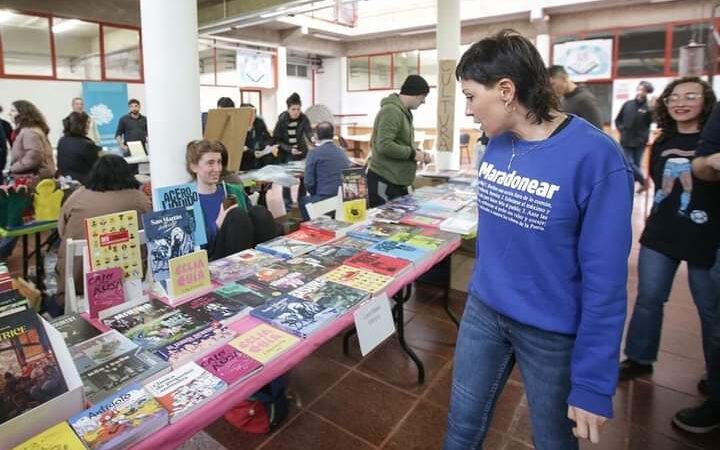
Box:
[179,291,249,324]
[307,244,362,268]
[300,216,355,237]
[50,313,102,346]
[333,236,374,252]
[368,239,429,263]
[244,263,291,286]
[322,265,393,294]
[82,351,169,405]
[69,383,168,450]
[289,278,368,312]
[11,421,86,450]
[342,198,367,223]
[0,290,30,318]
[399,213,444,228]
[388,194,420,209]
[209,249,279,284]
[414,206,455,220]
[256,236,316,259]
[86,267,125,319]
[144,362,227,422]
[84,210,143,279]
[215,281,282,307]
[154,182,208,246]
[344,251,412,277]
[250,296,340,338]
[341,167,367,201]
[154,323,236,368]
[100,300,172,335]
[440,214,477,235]
[347,222,414,243]
[372,206,409,223]
[168,250,211,299]
[229,323,300,364]
[284,255,333,278]
[286,228,335,245]
[70,329,139,373]
[414,227,460,243]
[0,310,68,426]
[389,232,446,251]
[125,310,209,351]
[198,345,262,385]
[143,207,195,290]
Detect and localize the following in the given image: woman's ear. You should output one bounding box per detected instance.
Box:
[497,78,516,103]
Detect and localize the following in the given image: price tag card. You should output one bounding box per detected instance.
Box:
[353,293,395,356]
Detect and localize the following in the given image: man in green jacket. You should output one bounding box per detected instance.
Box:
[368,75,432,207]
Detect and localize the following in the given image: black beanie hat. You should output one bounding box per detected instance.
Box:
[400,75,430,96]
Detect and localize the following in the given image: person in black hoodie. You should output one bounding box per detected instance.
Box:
[241,103,272,170]
[57,112,100,184]
[615,81,655,190]
[273,93,312,210]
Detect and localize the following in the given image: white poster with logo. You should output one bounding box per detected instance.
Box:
[552,39,613,81]
[237,50,274,88]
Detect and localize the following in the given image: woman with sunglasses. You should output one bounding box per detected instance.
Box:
[620,77,719,386]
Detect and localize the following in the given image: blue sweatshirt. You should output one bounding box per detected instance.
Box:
[304,140,351,197]
[470,117,633,418]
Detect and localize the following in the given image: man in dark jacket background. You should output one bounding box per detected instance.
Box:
[615,81,655,190]
[548,65,603,129]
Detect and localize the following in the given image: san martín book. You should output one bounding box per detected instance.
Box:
[84,210,143,279]
[50,313,101,346]
[250,296,340,338]
[230,322,300,364]
[0,309,68,425]
[101,299,172,335]
[68,383,168,450]
[154,182,208,246]
[323,265,394,295]
[154,323,236,369]
[143,207,195,292]
[198,345,262,386]
[289,278,369,312]
[144,362,227,423]
[11,421,86,450]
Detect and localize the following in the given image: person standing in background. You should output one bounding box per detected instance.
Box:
[548,65,604,129]
[241,103,273,171]
[64,97,100,145]
[115,99,148,154]
[273,93,313,210]
[615,81,655,191]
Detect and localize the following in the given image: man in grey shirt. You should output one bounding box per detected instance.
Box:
[549,65,603,129]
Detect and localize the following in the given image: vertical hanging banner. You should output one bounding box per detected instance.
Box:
[436,60,456,153]
[82,82,128,150]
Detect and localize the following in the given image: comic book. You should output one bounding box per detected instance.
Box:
[70,330,139,373]
[229,322,300,364]
[154,323,236,369]
[84,210,143,279]
[346,222,414,243]
[306,244,362,268]
[86,267,125,319]
[286,228,335,246]
[333,236,374,252]
[344,251,412,277]
[100,300,172,335]
[142,207,195,291]
[124,310,208,351]
[11,422,86,450]
[322,265,393,295]
[208,249,278,284]
[50,313,101,346]
[167,250,212,301]
[69,383,168,450]
[154,182,207,246]
[289,278,369,312]
[389,232,446,251]
[256,236,316,259]
[367,239,429,264]
[250,296,340,338]
[197,345,262,386]
[399,213,444,228]
[214,281,282,308]
[299,216,355,237]
[178,291,249,325]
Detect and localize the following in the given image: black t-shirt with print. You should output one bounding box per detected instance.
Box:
[640,132,720,267]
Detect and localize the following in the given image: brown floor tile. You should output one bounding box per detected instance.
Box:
[404,283,444,314]
[403,313,459,358]
[287,353,351,408]
[504,439,534,450]
[627,425,705,450]
[356,337,449,395]
[382,400,448,450]
[658,324,706,361]
[579,385,631,450]
[490,381,525,434]
[260,412,375,450]
[176,431,228,450]
[509,401,534,447]
[314,331,365,369]
[310,371,416,446]
[205,417,271,450]
[425,361,453,409]
[483,430,507,450]
[650,351,707,397]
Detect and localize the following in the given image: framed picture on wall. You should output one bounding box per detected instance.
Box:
[241,89,262,113]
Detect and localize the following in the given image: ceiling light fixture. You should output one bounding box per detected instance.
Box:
[313,33,342,41]
[52,19,81,33]
[0,10,15,24]
[399,28,435,36]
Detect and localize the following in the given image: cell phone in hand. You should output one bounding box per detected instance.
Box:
[223,194,237,209]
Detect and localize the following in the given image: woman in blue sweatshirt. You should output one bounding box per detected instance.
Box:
[443,31,633,450]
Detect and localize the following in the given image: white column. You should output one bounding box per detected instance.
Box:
[435,0,461,171]
[531,7,551,66]
[139,0,202,206]
[275,46,288,118]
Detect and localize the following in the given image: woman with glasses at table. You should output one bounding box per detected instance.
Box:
[620,77,720,385]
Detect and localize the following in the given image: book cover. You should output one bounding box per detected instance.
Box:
[100,300,172,335]
[142,207,195,290]
[215,281,282,307]
[69,383,168,450]
[125,310,209,351]
[86,267,125,319]
[11,421,86,450]
[300,216,354,237]
[342,198,367,223]
[286,228,335,246]
[179,291,249,324]
[250,296,340,338]
[322,265,393,294]
[414,205,454,220]
[84,210,143,279]
[333,236,374,252]
[82,351,169,405]
[307,244,361,268]
[229,323,300,364]
[284,255,333,279]
[209,249,279,284]
[168,250,211,299]
[154,323,236,368]
[154,182,208,246]
[347,222,414,243]
[341,167,367,202]
[0,309,68,425]
[70,329,139,373]
[389,232,446,251]
[197,345,262,386]
[371,206,409,224]
[344,251,412,277]
[399,213,444,228]
[50,313,102,346]
[289,278,368,312]
[368,239,429,263]
[440,214,477,235]
[244,264,291,286]
[0,289,30,318]
[256,236,315,259]
[144,362,227,422]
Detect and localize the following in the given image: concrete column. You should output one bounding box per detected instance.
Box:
[140,0,202,204]
[275,46,288,118]
[435,0,461,171]
[531,7,551,65]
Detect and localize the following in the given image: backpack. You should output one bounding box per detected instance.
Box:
[224,379,289,434]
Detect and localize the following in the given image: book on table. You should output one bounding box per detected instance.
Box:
[100,299,173,335]
[229,322,300,364]
[346,222,415,243]
[178,291,250,325]
[299,216,356,237]
[250,296,340,338]
[208,248,278,284]
[322,265,394,295]
[50,313,102,346]
[142,207,196,293]
[285,228,336,246]
[214,281,283,307]
[388,232,446,251]
[154,182,208,246]
[0,289,31,318]
[153,323,236,369]
[197,344,263,386]
[10,421,86,450]
[255,236,316,259]
[367,239,430,264]
[163,250,213,304]
[399,213,444,228]
[344,250,413,277]
[289,278,369,312]
[84,210,143,279]
[306,243,363,268]
[124,309,209,352]
[85,266,125,319]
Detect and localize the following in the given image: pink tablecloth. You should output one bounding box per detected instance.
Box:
[131,237,461,450]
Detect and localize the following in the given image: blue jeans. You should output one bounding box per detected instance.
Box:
[624,246,719,367]
[622,145,645,184]
[444,297,578,450]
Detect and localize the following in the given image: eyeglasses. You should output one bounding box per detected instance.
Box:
[663,93,703,105]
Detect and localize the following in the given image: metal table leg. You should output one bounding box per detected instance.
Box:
[34,232,45,291]
[394,284,425,384]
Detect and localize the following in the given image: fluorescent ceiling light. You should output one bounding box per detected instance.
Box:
[399,28,435,36]
[313,33,342,41]
[0,10,15,24]
[260,0,335,19]
[52,19,81,33]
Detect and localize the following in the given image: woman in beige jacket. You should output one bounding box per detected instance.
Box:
[8,100,56,180]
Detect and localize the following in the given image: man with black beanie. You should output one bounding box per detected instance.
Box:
[368,74,432,207]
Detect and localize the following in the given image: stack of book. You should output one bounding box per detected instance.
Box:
[299,216,357,237]
[256,235,317,259]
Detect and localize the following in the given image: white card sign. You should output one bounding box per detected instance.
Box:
[353,293,395,356]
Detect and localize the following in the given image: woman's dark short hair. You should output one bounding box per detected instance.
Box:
[654,76,716,144]
[456,29,559,124]
[286,92,301,108]
[85,154,140,192]
[64,112,89,137]
[217,97,235,108]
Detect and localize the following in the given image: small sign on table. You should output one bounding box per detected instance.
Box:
[353,293,395,356]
